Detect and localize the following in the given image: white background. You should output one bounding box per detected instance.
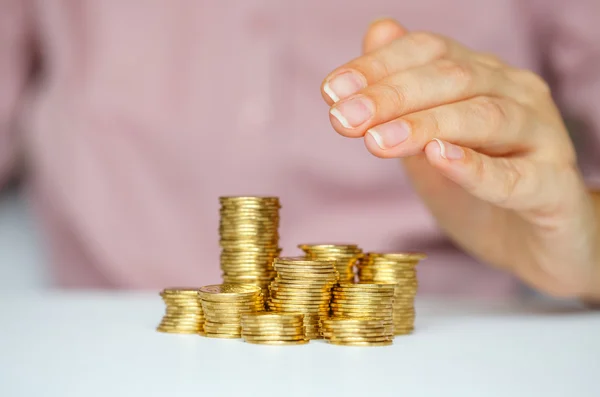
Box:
[0,186,48,289]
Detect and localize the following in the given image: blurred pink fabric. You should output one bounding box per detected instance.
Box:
[1,0,599,295]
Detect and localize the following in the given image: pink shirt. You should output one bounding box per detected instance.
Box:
[1,0,599,295]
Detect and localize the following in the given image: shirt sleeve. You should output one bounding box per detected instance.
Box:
[0,0,32,189]
[530,0,600,188]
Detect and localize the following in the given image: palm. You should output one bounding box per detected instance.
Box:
[403,155,512,265]
[402,155,595,296]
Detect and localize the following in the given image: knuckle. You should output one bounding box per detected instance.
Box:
[467,153,488,191]
[507,68,552,97]
[477,53,504,68]
[470,97,507,131]
[348,54,391,82]
[405,111,440,143]
[408,31,449,57]
[373,81,408,110]
[498,160,524,205]
[368,53,393,78]
[435,59,474,91]
[523,70,551,95]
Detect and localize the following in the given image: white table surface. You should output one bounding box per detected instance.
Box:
[1,293,599,397]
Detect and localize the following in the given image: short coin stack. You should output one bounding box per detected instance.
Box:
[241,313,307,345]
[157,288,205,334]
[199,284,265,338]
[299,244,363,283]
[357,253,426,335]
[219,197,281,298]
[321,317,394,346]
[268,257,338,339]
[330,282,396,320]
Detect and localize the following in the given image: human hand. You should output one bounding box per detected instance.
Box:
[321,19,600,300]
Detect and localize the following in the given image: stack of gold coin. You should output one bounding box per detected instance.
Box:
[199,284,265,338]
[219,197,281,297]
[330,283,396,321]
[156,288,205,334]
[357,252,426,335]
[268,257,338,339]
[321,317,394,346]
[299,244,363,283]
[240,313,308,345]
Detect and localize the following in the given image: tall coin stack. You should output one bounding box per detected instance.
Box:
[199,284,265,338]
[357,253,426,335]
[157,288,205,334]
[241,313,308,345]
[268,257,338,339]
[219,197,281,298]
[299,244,363,283]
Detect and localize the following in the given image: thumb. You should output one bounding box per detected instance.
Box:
[362,18,408,54]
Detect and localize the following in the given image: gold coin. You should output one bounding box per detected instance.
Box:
[364,252,426,261]
[157,327,203,333]
[203,326,242,333]
[328,340,393,347]
[240,324,304,330]
[269,283,334,291]
[270,289,328,297]
[327,335,392,342]
[338,283,396,291]
[274,267,337,274]
[299,243,359,250]
[322,333,393,340]
[199,283,262,297]
[242,334,306,341]
[244,339,309,345]
[322,317,394,325]
[160,288,200,295]
[240,312,304,321]
[204,333,241,339]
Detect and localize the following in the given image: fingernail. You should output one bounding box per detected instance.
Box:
[330,96,374,128]
[433,138,464,160]
[324,71,367,102]
[368,120,410,149]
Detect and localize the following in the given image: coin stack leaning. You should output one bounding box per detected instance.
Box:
[299,244,363,283]
[157,288,205,334]
[268,257,338,339]
[321,317,394,346]
[241,313,308,345]
[219,197,281,299]
[199,284,265,338]
[357,252,426,335]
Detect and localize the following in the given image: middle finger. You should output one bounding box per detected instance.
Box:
[328,58,522,138]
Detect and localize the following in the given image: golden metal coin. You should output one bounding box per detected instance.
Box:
[328,340,394,347]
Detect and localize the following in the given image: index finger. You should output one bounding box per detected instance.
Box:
[321,32,468,104]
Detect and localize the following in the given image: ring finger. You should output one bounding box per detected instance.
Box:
[362,96,535,158]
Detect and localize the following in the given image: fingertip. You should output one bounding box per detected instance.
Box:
[424,139,443,163]
[329,112,364,139]
[363,18,407,53]
[320,79,336,105]
[424,139,473,185]
[364,132,401,158]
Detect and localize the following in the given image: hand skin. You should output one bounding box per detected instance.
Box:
[321,19,600,303]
